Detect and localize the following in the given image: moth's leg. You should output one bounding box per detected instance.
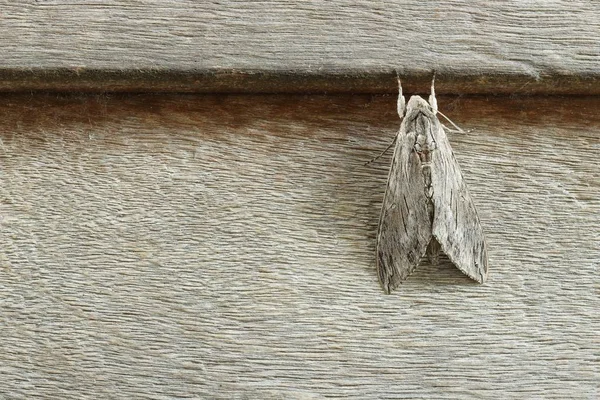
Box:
[430,73,470,134]
[363,135,397,166]
[439,112,470,134]
[426,238,441,266]
[428,72,438,113]
[397,77,406,118]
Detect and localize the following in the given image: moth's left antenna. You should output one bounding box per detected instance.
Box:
[396,71,406,119]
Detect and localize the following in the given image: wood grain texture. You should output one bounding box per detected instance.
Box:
[0,93,599,398]
[0,1,599,93]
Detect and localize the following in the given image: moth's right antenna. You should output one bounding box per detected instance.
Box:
[429,72,438,113]
[429,71,471,134]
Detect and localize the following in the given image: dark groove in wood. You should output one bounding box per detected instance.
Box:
[0,69,599,95]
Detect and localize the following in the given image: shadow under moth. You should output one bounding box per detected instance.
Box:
[377,77,488,293]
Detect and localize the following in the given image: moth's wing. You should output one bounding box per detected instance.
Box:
[376,130,432,293]
[430,125,488,283]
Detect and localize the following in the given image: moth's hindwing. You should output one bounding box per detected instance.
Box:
[430,123,488,283]
[376,125,432,294]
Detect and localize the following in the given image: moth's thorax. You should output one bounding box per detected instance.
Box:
[402,95,439,200]
[403,96,438,163]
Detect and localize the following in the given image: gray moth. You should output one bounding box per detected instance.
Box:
[376,77,488,293]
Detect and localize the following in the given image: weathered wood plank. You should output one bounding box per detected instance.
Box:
[0,93,598,398]
[0,1,599,93]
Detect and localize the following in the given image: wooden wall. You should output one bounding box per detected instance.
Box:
[0,2,598,399]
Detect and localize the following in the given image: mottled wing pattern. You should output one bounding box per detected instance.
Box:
[430,124,488,283]
[376,128,432,293]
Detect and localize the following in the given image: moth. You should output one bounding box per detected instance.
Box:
[376,77,488,293]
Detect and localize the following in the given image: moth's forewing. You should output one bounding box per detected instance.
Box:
[376,106,432,293]
[430,123,489,283]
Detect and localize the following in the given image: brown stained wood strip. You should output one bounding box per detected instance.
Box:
[0,1,599,94]
[0,93,598,398]
[0,69,599,95]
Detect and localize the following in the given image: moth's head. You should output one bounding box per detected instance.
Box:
[400,95,440,145]
[404,95,436,119]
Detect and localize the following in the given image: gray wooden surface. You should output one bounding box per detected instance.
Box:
[0,92,598,398]
[0,0,599,93]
